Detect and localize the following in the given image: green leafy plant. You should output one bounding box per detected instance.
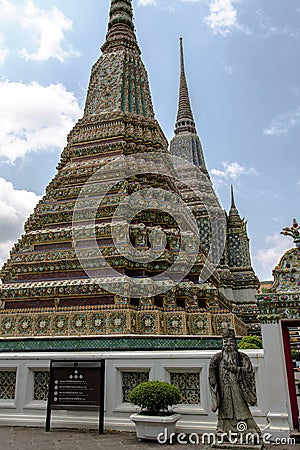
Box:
[291,349,298,360]
[238,335,263,350]
[129,380,182,416]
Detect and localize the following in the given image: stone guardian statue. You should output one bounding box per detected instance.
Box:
[209,328,263,447]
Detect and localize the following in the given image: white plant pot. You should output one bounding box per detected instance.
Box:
[130,412,181,441]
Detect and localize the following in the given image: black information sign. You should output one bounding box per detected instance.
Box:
[46,360,105,434]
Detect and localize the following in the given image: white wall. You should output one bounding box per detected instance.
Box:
[261,323,293,440]
[0,349,270,435]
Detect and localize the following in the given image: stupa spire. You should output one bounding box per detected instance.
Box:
[231,185,237,209]
[175,37,196,135]
[229,185,241,220]
[101,0,140,54]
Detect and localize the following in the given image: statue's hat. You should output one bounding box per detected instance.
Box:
[222,328,235,338]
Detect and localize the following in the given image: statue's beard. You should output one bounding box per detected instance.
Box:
[223,349,238,365]
[223,343,236,352]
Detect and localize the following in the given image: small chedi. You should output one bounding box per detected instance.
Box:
[0,0,259,340]
[209,328,263,448]
[257,218,300,323]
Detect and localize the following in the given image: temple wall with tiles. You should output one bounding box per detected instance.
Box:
[0,349,268,433]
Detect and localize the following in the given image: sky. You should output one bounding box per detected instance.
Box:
[0,0,299,281]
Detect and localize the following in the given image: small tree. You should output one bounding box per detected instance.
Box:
[129,380,182,416]
[238,335,263,350]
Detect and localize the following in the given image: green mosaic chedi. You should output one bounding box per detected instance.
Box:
[170,40,259,333]
[0,0,252,340]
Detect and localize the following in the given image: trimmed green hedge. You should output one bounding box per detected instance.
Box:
[238,335,263,350]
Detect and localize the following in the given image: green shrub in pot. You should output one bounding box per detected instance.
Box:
[129,380,182,416]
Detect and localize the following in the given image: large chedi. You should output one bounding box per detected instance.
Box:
[0,0,246,339]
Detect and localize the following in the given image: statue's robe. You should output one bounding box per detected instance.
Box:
[209,350,261,437]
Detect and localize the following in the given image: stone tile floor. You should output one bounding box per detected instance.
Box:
[0,428,297,450]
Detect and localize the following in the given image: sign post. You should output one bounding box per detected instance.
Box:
[46,360,105,434]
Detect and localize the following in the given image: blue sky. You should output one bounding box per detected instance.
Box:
[0,0,299,281]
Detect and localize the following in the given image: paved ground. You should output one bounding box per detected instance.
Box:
[0,428,297,450]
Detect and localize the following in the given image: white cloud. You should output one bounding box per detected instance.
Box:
[0,178,40,268]
[0,81,82,162]
[19,0,78,62]
[178,0,251,36]
[137,0,250,35]
[263,107,300,136]
[0,0,79,62]
[204,0,250,36]
[0,241,14,269]
[211,161,257,187]
[253,232,293,281]
[0,0,14,17]
[205,0,237,35]
[257,8,300,40]
[224,64,233,75]
[137,0,157,5]
[137,0,175,11]
[0,33,9,64]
